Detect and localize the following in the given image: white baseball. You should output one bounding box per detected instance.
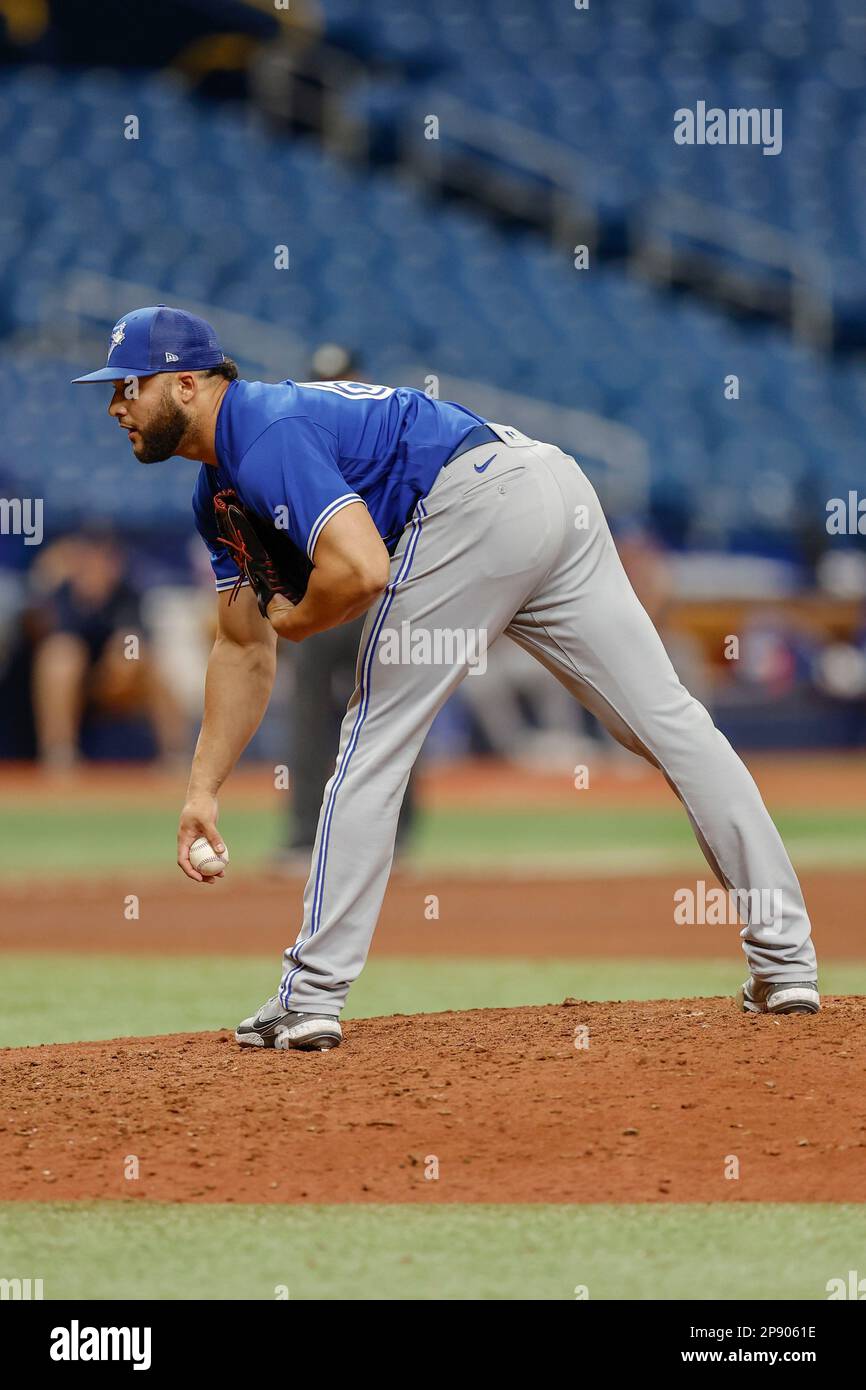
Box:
[189,836,229,877]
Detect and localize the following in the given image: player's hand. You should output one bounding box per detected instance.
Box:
[178,796,225,884]
[266,592,297,638]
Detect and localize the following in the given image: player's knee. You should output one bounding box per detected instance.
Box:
[36,632,89,678]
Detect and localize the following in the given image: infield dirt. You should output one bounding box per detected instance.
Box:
[1,867,863,959]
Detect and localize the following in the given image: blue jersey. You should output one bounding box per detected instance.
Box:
[192,378,485,592]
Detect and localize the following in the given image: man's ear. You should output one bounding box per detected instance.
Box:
[175,371,198,401]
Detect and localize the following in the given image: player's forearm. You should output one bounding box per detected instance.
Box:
[186,634,276,796]
[268,564,387,641]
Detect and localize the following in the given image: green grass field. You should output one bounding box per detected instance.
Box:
[2,954,866,1049]
[1,803,864,876]
[1,1202,863,1300]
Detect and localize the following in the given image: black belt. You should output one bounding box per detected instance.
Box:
[445,423,499,465]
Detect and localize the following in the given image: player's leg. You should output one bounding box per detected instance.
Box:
[270,442,564,1021]
[505,443,817,989]
[93,633,186,763]
[281,618,418,867]
[31,631,90,768]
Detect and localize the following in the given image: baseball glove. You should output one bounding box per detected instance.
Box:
[213,488,313,617]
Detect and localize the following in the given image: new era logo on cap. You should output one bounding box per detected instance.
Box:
[71,305,225,384]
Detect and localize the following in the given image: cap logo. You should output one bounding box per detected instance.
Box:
[165,352,179,362]
[107,321,126,359]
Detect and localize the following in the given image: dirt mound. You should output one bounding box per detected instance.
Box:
[2,998,864,1205]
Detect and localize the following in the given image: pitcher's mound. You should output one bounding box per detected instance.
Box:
[2,998,863,1204]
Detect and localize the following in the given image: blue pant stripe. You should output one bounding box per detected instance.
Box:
[281,500,426,1005]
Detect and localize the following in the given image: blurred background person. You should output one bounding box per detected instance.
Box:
[29,530,184,769]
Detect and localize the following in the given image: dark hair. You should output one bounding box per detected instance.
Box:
[200,357,239,382]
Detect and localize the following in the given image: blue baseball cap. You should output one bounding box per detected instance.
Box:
[72,305,226,383]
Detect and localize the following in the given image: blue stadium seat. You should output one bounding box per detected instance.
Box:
[0,62,862,557]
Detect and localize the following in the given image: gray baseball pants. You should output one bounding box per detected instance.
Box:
[278,427,817,1014]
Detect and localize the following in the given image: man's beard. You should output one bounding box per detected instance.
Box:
[134,392,189,464]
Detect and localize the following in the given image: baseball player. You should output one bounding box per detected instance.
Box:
[74,305,820,1049]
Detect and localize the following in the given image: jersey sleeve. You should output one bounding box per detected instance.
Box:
[236,417,366,561]
[191,465,249,594]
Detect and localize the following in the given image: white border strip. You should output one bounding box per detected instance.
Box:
[306,494,366,560]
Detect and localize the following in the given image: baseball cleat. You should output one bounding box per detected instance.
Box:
[235,995,342,1050]
[739,977,820,1015]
